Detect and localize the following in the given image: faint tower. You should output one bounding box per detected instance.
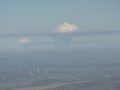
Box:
[45,68,48,76]
[37,68,40,73]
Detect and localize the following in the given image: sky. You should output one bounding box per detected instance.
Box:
[0,0,120,51]
[0,0,120,34]
[1,1,120,84]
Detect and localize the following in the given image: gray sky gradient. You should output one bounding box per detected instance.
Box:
[0,0,120,34]
[0,0,120,51]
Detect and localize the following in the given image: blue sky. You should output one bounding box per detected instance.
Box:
[0,0,120,51]
[0,0,120,34]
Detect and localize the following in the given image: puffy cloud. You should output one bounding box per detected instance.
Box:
[18,37,30,43]
[54,22,78,33]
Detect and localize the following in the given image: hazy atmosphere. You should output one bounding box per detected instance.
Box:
[0,0,120,90]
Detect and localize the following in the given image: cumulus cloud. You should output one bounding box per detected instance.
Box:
[54,22,78,33]
[18,37,30,43]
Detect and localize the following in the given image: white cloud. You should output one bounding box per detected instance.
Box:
[18,37,30,43]
[54,22,78,33]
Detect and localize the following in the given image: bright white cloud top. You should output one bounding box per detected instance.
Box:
[54,22,78,33]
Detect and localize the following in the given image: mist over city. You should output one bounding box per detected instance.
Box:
[0,0,120,90]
